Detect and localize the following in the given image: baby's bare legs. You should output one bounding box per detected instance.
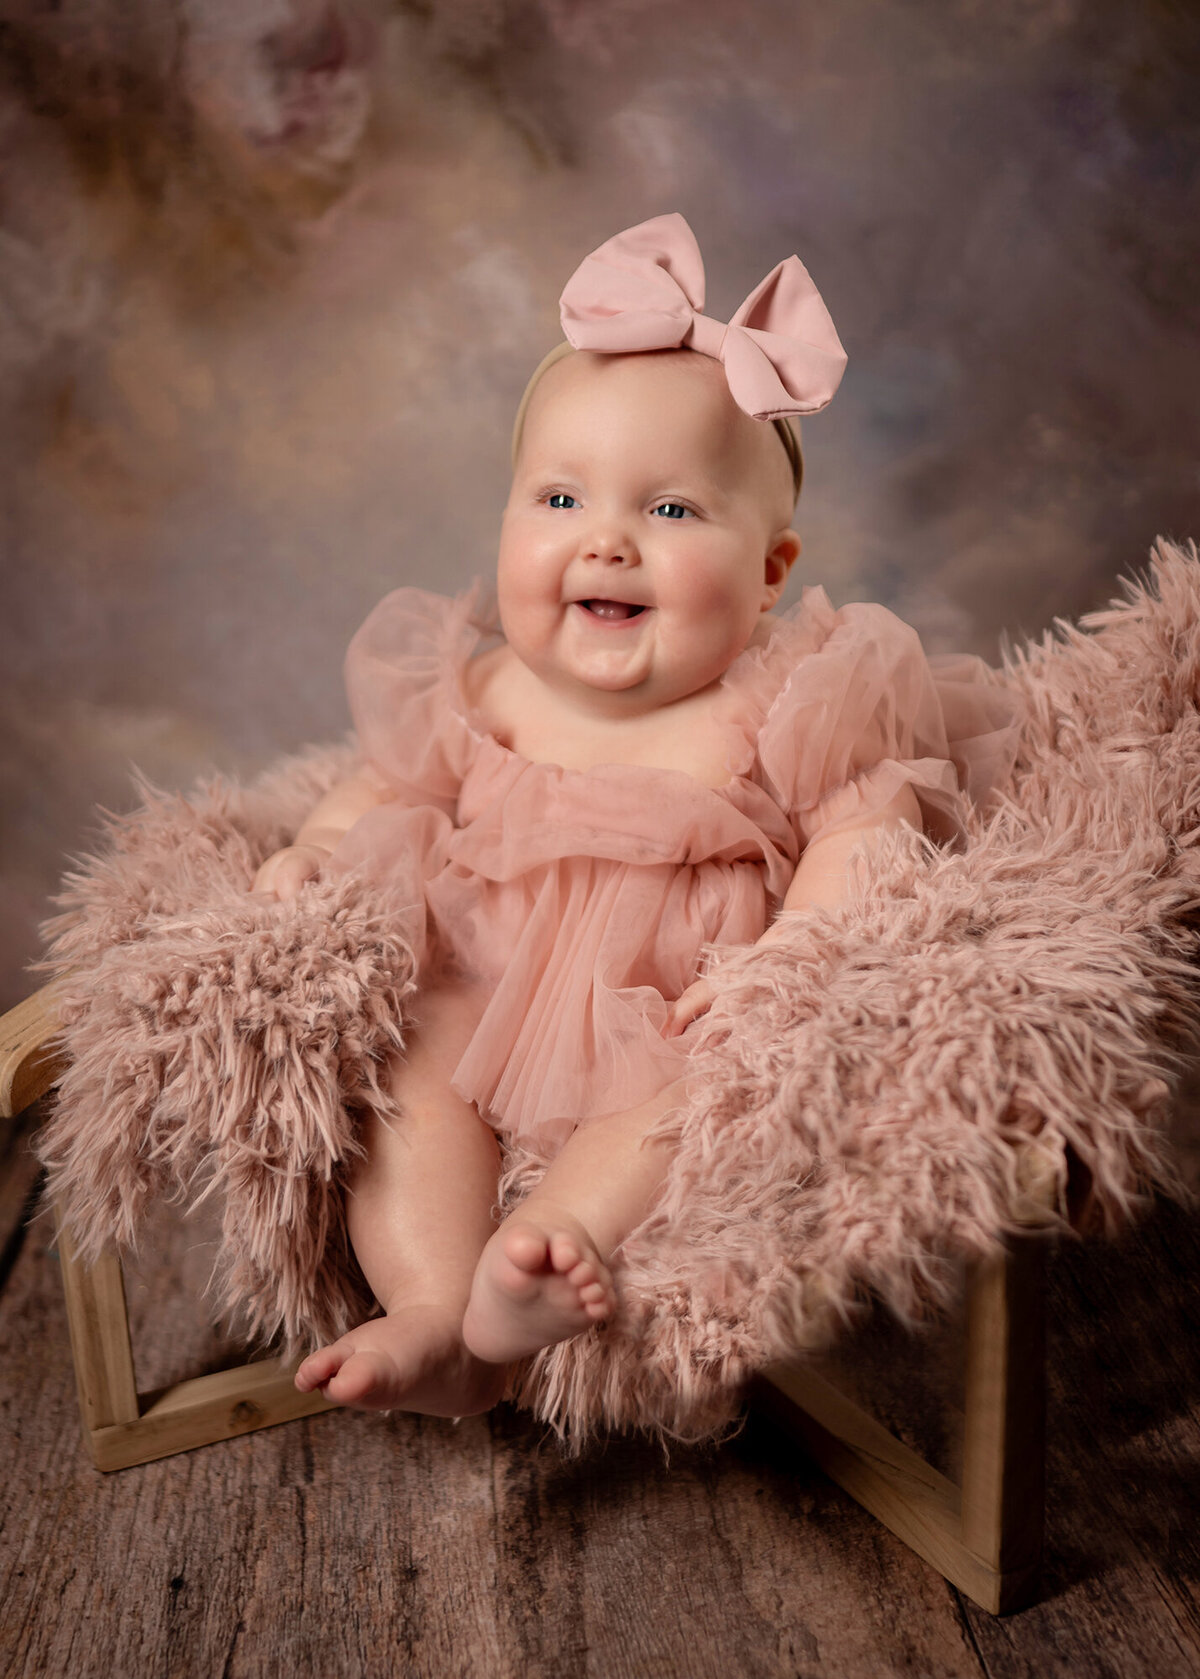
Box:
[295,983,506,1415]
[461,1078,684,1363]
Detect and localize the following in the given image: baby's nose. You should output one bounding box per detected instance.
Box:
[584,525,639,564]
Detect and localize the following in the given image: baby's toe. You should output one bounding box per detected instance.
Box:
[548,1231,583,1274]
[325,1350,385,1406]
[295,1343,343,1392]
[570,1254,615,1292]
[502,1225,550,1273]
[578,1280,608,1304]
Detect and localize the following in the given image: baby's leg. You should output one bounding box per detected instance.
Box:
[295,982,506,1416]
[461,1078,685,1364]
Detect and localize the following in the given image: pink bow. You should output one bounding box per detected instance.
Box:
[559,213,847,421]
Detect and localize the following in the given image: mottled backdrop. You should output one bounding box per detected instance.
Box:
[2,0,1198,1006]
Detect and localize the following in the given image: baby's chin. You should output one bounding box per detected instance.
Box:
[510,609,752,708]
[545,651,736,714]
[551,656,657,703]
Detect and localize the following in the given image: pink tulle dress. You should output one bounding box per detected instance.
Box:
[330,583,1023,1155]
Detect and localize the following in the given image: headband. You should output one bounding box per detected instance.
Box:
[511,213,846,498]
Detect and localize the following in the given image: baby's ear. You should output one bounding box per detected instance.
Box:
[762,528,802,605]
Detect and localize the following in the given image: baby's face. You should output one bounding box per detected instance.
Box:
[498,350,800,716]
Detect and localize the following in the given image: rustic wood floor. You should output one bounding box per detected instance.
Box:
[2,1100,1198,1679]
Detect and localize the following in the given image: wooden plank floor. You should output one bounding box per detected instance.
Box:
[1,1101,1198,1679]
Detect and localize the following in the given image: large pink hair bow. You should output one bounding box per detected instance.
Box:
[559,212,847,422]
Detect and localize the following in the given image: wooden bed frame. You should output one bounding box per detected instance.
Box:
[1,980,1046,1614]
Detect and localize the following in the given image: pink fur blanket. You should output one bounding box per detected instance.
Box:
[35,542,1200,1447]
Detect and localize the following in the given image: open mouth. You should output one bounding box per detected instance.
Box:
[578,600,647,621]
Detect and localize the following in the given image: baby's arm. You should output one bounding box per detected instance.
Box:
[252,762,394,901]
[662,783,923,1036]
[767,781,924,923]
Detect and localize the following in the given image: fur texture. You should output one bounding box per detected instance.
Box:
[34,542,1200,1446]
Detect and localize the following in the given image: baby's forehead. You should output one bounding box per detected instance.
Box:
[534,347,731,418]
[519,349,793,510]
[526,351,764,466]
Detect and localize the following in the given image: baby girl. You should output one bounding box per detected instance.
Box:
[252,215,1009,1418]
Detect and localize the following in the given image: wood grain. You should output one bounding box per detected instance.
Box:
[958,1236,1045,1581]
[2,1098,1198,1677]
[0,984,65,1120]
[57,1225,140,1433]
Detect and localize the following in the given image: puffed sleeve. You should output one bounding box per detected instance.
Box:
[343,583,488,816]
[756,591,1024,849]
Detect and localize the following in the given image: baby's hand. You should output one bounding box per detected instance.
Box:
[661,977,716,1038]
[252,843,332,902]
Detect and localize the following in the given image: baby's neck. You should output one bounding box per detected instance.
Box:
[465,615,778,786]
[466,641,741,785]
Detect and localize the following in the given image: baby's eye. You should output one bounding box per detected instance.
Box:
[547,492,578,509]
[652,501,692,520]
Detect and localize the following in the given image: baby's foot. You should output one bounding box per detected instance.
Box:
[461,1209,617,1364]
[294,1302,506,1417]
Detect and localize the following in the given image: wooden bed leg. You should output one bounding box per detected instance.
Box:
[959,1233,1046,1610]
[755,1233,1048,1615]
[56,1221,140,1442]
[54,1207,337,1471]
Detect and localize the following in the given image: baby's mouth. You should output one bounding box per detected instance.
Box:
[578,600,647,621]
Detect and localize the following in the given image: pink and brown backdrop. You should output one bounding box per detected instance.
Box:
[2,0,1198,1008]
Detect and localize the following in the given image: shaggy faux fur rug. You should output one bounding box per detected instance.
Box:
[34,541,1200,1447]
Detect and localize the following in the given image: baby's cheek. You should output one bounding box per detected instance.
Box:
[496,556,562,647]
[679,569,759,644]
[497,521,558,595]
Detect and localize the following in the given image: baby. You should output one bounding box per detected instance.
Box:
[252,215,1001,1418]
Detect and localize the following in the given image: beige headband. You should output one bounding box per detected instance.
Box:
[510,342,804,501]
